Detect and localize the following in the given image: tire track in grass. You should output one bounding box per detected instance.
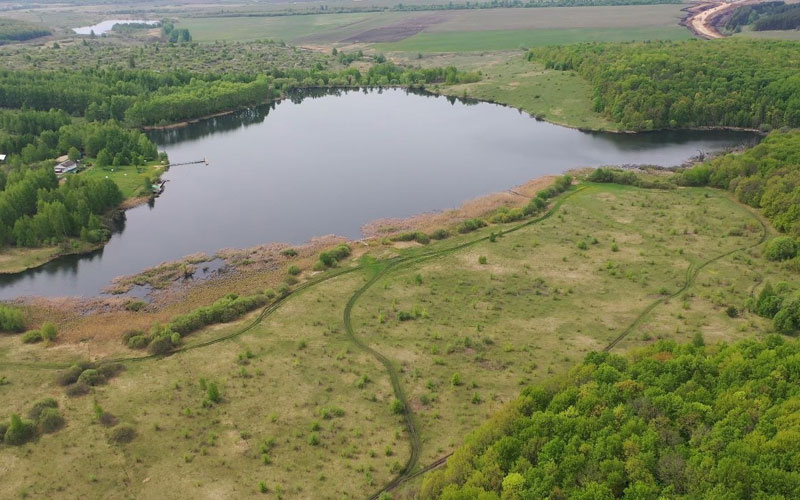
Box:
[604,194,768,352]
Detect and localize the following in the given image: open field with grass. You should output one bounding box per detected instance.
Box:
[174,4,689,46]
[419,53,619,130]
[736,29,800,40]
[2,176,792,499]
[80,161,166,200]
[375,26,691,53]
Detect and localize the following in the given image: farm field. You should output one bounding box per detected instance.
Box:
[737,29,800,40]
[374,26,691,53]
[175,4,690,46]
[0,179,785,499]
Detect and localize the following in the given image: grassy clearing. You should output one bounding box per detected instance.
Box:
[423,54,619,130]
[80,161,166,199]
[376,26,691,52]
[0,181,791,499]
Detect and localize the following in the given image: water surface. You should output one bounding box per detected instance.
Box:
[73,20,158,35]
[0,89,759,298]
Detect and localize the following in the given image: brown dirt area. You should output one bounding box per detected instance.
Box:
[341,13,447,43]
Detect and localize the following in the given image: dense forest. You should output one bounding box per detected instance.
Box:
[529,39,800,130]
[422,335,800,499]
[0,167,121,247]
[724,1,800,32]
[676,130,800,235]
[0,63,478,127]
[0,18,51,44]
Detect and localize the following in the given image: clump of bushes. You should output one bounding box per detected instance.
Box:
[523,174,573,216]
[0,303,25,332]
[430,229,450,240]
[319,244,352,267]
[20,322,57,344]
[55,361,124,397]
[765,236,798,261]
[280,248,298,257]
[490,207,525,224]
[287,265,301,276]
[457,218,487,234]
[3,398,66,445]
[390,232,430,245]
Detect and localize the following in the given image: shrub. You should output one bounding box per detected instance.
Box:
[4,414,35,445]
[309,432,320,445]
[56,363,89,386]
[390,399,405,415]
[398,311,414,321]
[40,322,57,341]
[122,329,144,344]
[127,334,150,349]
[37,408,64,433]
[280,248,298,257]
[148,334,174,355]
[430,229,449,240]
[765,236,798,261]
[124,300,147,312]
[206,382,221,404]
[97,363,125,379]
[478,256,488,265]
[577,240,589,250]
[451,373,462,386]
[108,424,137,444]
[21,329,42,343]
[28,397,58,420]
[287,265,301,276]
[457,218,486,234]
[0,304,25,332]
[319,244,352,267]
[65,382,90,397]
[77,369,105,386]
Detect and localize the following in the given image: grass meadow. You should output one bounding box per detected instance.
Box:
[1,180,789,499]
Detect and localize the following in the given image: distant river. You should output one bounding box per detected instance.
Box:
[0,88,760,298]
[73,20,158,35]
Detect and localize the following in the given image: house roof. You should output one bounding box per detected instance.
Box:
[0,154,6,161]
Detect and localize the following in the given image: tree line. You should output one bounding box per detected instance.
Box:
[422,335,800,499]
[529,39,800,131]
[725,1,800,32]
[0,18,50,44]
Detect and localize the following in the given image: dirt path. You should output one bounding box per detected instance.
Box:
[686,0,751,39]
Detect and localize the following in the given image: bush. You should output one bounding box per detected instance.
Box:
[319,244,352,267]
[56,364,88,386]
[4,414,35,445]
[206,382,221,404]
[40,322,57,341]
[390,399,405,415]
[0,304,25,332]
[127,334,150,349]
[148,334,175,355]
[21,329,42,343]
[124,300,147,312]
[451,372,462,386]
[108,424,137,444]
[765,236,798,261]
[280,248,298,257]
[398,311,414,321]
[97,363,125,379]
[37,407,64,433]
[287,265,301,276]
[77,369,105,386]
[457,218,486,234]
[430,229,449,240]
[478,256,488,265]
[28,397,58,420]
[65,382,90,397]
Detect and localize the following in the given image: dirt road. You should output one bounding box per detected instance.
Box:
[687,0,748,39]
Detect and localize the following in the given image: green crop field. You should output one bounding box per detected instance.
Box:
[1,179,785,499]
[375,26,691,53]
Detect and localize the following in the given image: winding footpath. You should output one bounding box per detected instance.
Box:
[0,185,769,498]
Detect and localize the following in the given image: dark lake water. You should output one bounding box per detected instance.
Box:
[0,88,760,299]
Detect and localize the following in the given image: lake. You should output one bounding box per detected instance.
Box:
[73,20,158,35]
[0,88,759,298]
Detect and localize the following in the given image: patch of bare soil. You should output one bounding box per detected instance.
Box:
[341,13,448,43]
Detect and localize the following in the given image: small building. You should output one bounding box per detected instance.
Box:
[54,159,78,175]
[0,154,6,163]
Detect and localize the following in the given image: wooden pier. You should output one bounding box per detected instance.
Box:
[166,158,208,167]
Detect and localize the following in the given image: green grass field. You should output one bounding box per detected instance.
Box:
[736,29,800,40]
[2,178,790,499]
[375,26,691,52]
[80,161,165,199]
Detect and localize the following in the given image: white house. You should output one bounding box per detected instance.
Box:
[54,159,78,175]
